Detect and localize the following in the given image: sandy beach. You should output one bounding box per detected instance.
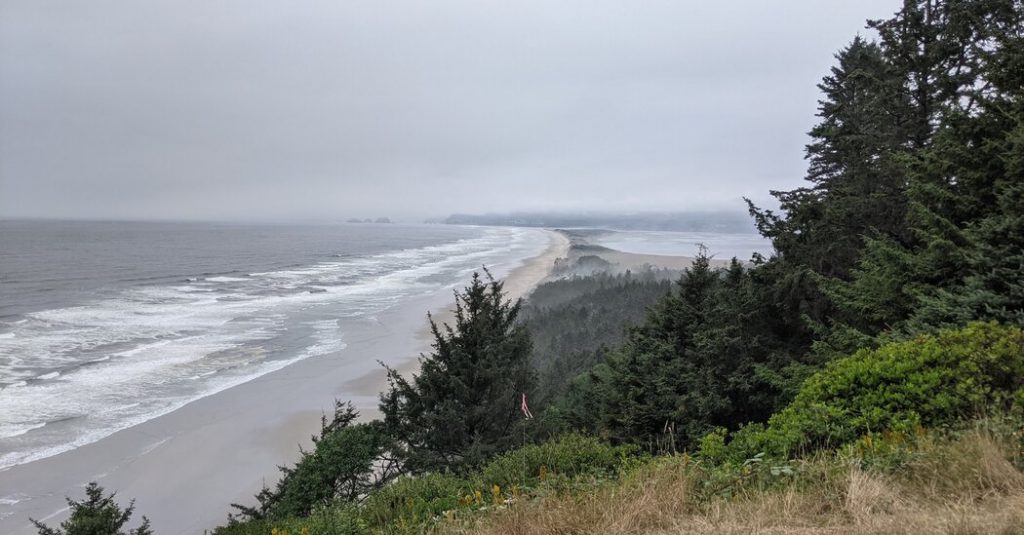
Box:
[0,230,569,535]
[553,229,735,276]
[345,230,570,399]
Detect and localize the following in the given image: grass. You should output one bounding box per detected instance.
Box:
[445,426,1024,535]
[216,422,1024,534]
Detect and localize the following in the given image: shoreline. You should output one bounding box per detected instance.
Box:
[554,228,736,274]
[351,230,571,399]
[0,228,567,535]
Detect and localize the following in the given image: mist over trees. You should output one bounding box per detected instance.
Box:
[533,0,1024,452]
[213,1,1024,532]
[518,271,674,418]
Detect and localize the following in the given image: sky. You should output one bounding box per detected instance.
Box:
[0,0,900,222]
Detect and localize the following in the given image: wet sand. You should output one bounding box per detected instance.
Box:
[346,230,570,398]
[554,229,735,278]
[0,230,569,535]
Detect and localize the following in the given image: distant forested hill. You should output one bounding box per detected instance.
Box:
[436,211,756,233]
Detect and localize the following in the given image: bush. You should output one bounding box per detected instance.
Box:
[477,433,640,490]
[360,474,471,531]
[729,322,1024,459]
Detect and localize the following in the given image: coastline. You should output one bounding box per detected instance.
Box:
[0,229,568,535]
[350,230,571,399]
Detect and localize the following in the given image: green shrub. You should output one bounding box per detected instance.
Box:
[696,427,728,465]
[360,473,471,531]
[476,433,640,490]
[230,403,391,521]
[729,322,1024,459]
[213,502,366,535]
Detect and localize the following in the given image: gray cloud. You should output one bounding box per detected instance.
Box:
[0,0,899,221]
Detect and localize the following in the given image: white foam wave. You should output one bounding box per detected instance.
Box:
[205,276,249,283]
[0,226,549,470]
[0,421,46,438]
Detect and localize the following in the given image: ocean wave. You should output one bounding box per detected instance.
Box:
[0,226,548,470]
[205,276,250,283]
[0,421,47,439]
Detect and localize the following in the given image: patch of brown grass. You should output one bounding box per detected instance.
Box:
[446,457,693,535]
[442,431,1024,535]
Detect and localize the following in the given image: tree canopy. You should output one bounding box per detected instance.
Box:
[32,483,152,535]
[380,271,535,473]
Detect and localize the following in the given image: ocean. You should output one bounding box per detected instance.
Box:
[0,220,548,471]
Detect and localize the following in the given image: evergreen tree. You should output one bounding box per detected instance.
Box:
[32,483,152,535]
[519,270,672,410]
[588,250,797,451]
[230,402,393,520]
[743,36,919,360]
[380,270,534,473]
[905,124,1024,330]
[828,0,1024,339]
[749,36,913,281]
[562,1,1024,453]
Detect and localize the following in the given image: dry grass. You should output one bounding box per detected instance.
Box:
[446,457,694,535]
[441,431,1024,535]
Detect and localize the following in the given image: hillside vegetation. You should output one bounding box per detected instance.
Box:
[33,1,1024,533]
[213,0,1024,532]
[210,325,1024,535]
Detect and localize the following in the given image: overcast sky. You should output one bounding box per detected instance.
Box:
[0,1,899,222]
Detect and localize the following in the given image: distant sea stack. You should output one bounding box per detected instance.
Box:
[346,217,392,224]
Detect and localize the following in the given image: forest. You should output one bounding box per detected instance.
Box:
[33,1,1024,533]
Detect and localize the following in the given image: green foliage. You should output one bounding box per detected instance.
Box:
[750,36,913,281]
[360,474,471,531]
[380,270,535,473]
[726,322,1024,460]
[358,434,636,532]
[211,2,1024,531]
[213,504,367,535]
[32,482,151,535]
[231,402,392,521]
[696,428,729,466]
[216,434,639,535]
[575,252,804,452]
[476,433,639,491]
[521,270,672,412]
[823,1,1024,342]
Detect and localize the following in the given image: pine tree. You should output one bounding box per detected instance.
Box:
[906,124,1024,330]
[749,36,913,281]
[32,483,152,535]
[380,270,534,473]
[591,249,799,450]
[230,402,393,520]
[743,36,918,361]
[828,0,1024,338]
